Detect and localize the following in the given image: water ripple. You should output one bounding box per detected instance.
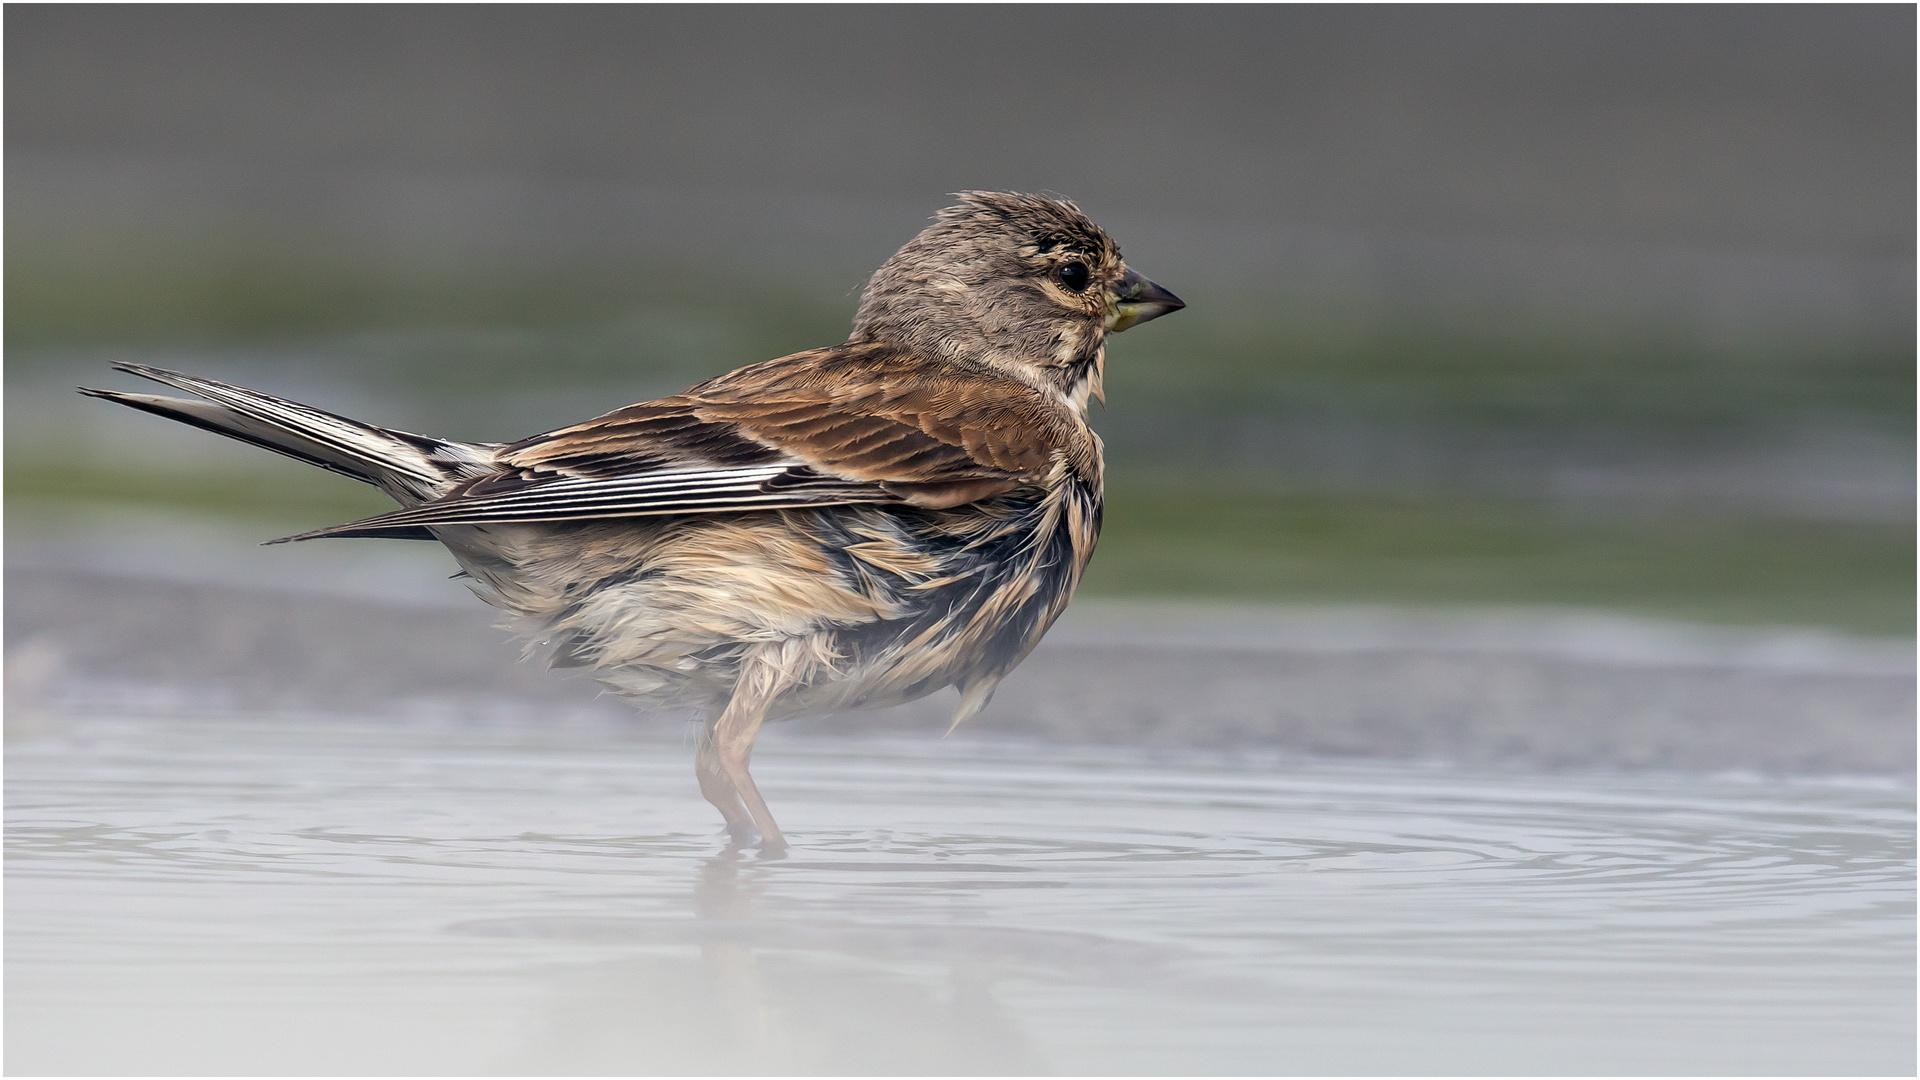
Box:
[7,714,1912,1075]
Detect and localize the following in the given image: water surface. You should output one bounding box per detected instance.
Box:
[8,713,1913,1074]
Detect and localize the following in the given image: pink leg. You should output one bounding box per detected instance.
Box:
[706,641,799,853]
[695,725,757,844]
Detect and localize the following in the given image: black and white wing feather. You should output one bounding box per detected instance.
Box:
[264,462,901,542]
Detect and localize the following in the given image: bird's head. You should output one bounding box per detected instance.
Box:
[851,191,1184,407]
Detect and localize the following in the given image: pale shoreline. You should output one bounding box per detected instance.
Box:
[9,565,1910,777]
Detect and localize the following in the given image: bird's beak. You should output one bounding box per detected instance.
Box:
[1105,269,1186,332]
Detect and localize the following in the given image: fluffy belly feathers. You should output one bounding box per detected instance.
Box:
[439,480,1100,724]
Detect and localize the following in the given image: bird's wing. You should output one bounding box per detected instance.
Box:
[270,346,1074,543]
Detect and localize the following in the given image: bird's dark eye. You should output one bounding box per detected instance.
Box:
[1056,261,1091,293]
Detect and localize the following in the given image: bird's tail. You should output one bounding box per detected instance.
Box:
[78,363,493,508]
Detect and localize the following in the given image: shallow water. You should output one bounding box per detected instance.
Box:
[8,713,1913,1075]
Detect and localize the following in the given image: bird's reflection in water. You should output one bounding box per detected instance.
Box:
[693,847,786,1063]
[485,845,1051,1074]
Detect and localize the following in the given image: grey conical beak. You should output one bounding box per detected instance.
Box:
[1105,269,1186,332]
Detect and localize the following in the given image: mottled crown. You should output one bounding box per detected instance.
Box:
[931,191,1120,265]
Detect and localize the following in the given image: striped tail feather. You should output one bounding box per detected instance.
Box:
[77,363,492,505]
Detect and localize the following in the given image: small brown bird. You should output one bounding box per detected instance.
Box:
[81,191,1183,851]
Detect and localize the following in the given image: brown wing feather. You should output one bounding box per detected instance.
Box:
[501,341,1094,504]
[272,343,1098,541]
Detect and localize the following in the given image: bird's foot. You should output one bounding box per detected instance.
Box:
[718,822,787,858]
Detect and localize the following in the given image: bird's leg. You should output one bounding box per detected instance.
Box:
[709,640,799,853]
[695,725,758,845]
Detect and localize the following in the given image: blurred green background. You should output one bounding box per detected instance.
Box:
[7,6,1913,635]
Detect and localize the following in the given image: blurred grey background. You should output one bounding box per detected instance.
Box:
[6,5,1913,767]
[9,19,1914,1078]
